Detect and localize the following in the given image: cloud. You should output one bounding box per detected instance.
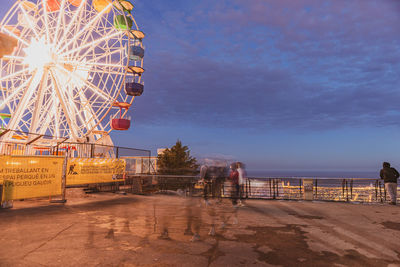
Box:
[130,0,400,132]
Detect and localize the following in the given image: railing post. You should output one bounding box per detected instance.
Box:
[341,179,345,199]
[276,179,279,198]
[299,179,302,199]
[248,179,251,198]
[90,144,94,158]
[383,182,386,202]
[272,179,276,199]
[350,179,353,200]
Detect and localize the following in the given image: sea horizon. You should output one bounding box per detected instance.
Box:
[246,169,379,179]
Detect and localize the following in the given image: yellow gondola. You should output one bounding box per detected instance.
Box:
[126,30,145,40]
[113,0,134,12]
[126,66,145,75]
[93,0,112,14]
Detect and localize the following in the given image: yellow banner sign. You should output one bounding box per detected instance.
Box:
[0,156,63,201]
[66,158,126,186]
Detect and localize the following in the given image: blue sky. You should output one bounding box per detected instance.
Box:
[2,0,400,173]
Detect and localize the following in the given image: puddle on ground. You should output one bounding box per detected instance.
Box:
[381,221,400,231]
[235,225,397,267]
[288,213,324,220]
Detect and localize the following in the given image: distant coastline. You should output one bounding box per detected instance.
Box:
[247,170,378,179]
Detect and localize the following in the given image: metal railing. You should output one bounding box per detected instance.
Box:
[124,175,398,204]
[242,177,392,203]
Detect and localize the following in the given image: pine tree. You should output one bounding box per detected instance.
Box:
[157,140,198,175]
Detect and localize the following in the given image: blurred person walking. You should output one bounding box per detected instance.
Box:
[200,165,211,205]
[380,162,399,205]
[237,162,247,206]
[229,163,239,206]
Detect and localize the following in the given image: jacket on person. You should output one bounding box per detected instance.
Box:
[229,170,239,185]
[380,163,399,183]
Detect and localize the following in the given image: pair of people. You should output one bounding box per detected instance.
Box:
[229,162,246,206]
[380,162,399,205]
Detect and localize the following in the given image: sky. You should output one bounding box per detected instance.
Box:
[1,0,400,174]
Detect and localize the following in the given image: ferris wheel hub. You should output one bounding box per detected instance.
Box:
[23,36,58,70]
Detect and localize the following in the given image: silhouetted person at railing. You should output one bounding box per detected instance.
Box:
[380,162,399,205]
[237,162,247,206]
[229,163,239,205]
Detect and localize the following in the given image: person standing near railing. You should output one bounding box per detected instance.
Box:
[237,162,246,206]
[380,162,399,205]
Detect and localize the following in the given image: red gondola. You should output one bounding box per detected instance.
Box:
[111,102,131,130]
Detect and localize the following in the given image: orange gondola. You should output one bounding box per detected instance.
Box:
[46,0,61,12]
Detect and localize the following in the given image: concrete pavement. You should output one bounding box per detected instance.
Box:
[0,190,399,266]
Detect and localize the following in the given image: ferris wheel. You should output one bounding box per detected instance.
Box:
[0,0,145,146]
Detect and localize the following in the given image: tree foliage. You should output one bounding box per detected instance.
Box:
[157,140,198,175]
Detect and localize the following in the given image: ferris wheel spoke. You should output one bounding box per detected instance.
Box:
[49,69,82,139]
[2,56,26,62]
[61,31,122,58]
[57,1,87,52]
[37,93,56,128]
[84,68,125,78]
[56,81,91,130]
[77,91,103,131]
[57,3,113,54]
[7,69,43,131]
[17,3,40,40]
[35,95,55,135]
[53,103,61,138]
[29,68,49,133]
[0,67,31,82]
[68,41,124,70]
[88,47,125,62]
[56,65,111,102]
[60,47,125,67]
[53,75,92,133]
[53,0,67,45]
[40,0,51,43]
[0,76,34,110]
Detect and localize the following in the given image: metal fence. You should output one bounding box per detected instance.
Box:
[243,177,393,203]
[125,175,398,204]
[0,130,152,161]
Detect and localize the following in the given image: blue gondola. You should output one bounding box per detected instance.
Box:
[127,45,144,61]
[125,82,144,96]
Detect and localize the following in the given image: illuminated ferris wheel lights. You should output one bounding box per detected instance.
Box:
[23,37,55,70]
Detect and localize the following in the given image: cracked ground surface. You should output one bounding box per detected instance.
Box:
[0,191,400,266]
